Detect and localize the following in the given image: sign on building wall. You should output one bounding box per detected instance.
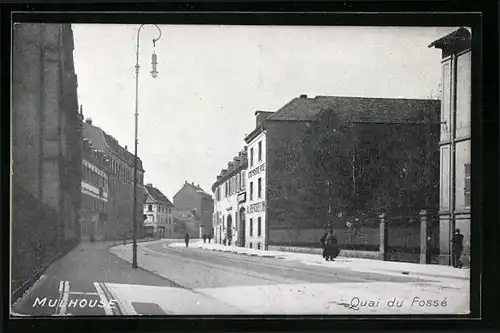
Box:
[248,163,266,179]
[237,192,246,203]
[248,201,266,214]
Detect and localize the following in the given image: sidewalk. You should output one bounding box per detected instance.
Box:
[170,240,470,280]
[12,241,181,316]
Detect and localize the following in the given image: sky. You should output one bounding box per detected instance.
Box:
[72,24,459,200]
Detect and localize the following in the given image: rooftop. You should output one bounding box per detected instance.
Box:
[144,184,173,205]
[82,120,145,171]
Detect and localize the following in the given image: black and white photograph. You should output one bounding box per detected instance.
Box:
[10,19,473,316]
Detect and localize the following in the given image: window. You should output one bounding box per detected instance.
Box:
[258,178,262,198]
[225,182,228,197]
[250,148,254,167]
[148,204,153,212]
[258,217,261,236]
[250,243,253,249]
[241,171,246,189]
[250,218,253,236]
[257,243,261,250]
[250,182,253,201]
[465,163,471,208]
[258,141,262,161]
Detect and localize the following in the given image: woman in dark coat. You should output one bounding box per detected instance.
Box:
[320,226,340,261]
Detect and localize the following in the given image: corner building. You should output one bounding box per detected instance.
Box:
[429,28,471,266]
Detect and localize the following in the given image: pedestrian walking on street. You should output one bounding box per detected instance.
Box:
[185,232,190,248]
[203,234,207,243]
[320,223,340,261]
[452,229,464,268]
[208,234,212,243]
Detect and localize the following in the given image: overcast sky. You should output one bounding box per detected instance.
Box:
[72,24,458,200]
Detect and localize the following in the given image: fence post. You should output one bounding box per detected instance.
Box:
[420,210,428,264]
[379,213,387,261]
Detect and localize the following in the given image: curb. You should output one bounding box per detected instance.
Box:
[197,246,468,280]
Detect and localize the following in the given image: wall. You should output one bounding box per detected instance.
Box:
[201,196,214,239]
[246,131,267,249]
[266,120,325,239]
[11,23,81,301]
[438,48,471,266]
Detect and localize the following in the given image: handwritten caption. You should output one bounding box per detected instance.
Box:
[340,296,448,311]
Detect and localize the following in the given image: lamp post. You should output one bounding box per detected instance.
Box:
[132,24,162,269]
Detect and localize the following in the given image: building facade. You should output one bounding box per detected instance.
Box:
[212,148,248,246]
[244,112,274,249]
[143,183,174,238]
[82,117,146,241]
[80,137,109,241]
[173,181,214,238]
[173,209,202,238]
[429,28,472,266]
[236,95,440,256]
[11,23,82,297]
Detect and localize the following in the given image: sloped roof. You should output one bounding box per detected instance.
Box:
[428,27,471,50]
[314,96,440,124]
[172,209,201,224]
[178,182,212,199]
[267,96,324,121]
[144,185,173,205]
[267,95,439,125]
[82,121,144,171]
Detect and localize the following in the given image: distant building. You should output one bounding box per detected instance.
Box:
[429,27,471,266]
[211,148,248,246]
[173,181,214,238]
[244,95,440,253]
[11,23,82,296]
[143,183,174,238]
[82,117,146,240]
[172,209,202,238]
[80,137,109,241]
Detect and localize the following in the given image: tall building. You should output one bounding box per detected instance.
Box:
[211,148,248,246]
[173,181,214,238]
[429,27,471,266]
[82,117,146,240]
[11,23,82,297]
[143,183,174,238]
[242,95,440,252]
[80,135,109,241]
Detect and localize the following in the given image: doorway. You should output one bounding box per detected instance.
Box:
[227,214,233,245]
[239,208,246,247]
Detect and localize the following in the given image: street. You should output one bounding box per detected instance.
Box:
[11,239,469,316]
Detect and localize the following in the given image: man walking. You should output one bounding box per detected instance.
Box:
[452,229,464,268]
[185,232,190,248]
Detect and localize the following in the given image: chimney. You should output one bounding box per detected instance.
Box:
[124,145,128,151]
[191,182,194,186]
[85,118,92,125]
[254,111,274,128]
[197,184,200,188]
[300,94,308,98]
[146,183,153,187]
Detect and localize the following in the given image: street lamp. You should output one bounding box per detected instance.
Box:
[132,24,162,269]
